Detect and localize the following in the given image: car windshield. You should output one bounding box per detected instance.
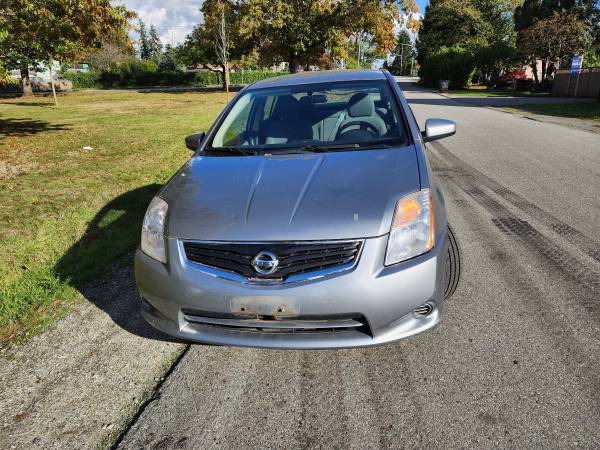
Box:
[209,79,408,152]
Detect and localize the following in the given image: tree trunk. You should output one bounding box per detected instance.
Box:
[225,62,230,93]
[531,61,539,85]
[20,66,33,97]
[541,59,547,82]
[49,57,58,108]
[547,62,556,79]
[223,62,230,99]
[289,55,299,73]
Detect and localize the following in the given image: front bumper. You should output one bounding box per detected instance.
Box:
[135,232,447,349]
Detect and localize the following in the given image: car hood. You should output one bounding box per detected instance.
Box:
[161,146,421,241]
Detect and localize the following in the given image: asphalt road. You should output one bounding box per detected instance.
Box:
[117,85,600,449]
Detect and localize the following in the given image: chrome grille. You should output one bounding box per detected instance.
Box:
[182,240,362,281]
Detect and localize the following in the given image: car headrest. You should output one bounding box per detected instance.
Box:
[348,92,375,117]
[272,95,300,120]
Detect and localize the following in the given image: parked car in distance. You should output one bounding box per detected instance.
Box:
[135,69,460,349]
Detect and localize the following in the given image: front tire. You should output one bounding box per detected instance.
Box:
[444,225,461,300]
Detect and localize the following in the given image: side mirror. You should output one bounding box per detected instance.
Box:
[185,131,206,151]
[422,119,456,143]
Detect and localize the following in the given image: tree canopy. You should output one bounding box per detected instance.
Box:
[386,29,416,75]
[515,0,598,82]
[139,21,163,61]
[0,0,135,97]
[176,0,420,73]
[416,0,598,88]
[518,11,592,72]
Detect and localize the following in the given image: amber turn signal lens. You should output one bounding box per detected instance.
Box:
[392,197,421,228]
[428,190,435,250]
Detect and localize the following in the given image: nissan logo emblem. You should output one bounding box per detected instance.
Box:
[251,251,279,275]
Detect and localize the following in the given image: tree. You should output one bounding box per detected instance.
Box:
[515,0,599,82]
[201,0,240,90]
[417,0,491,61]
[389,30,415,75]
[518,10,592,80]
[84,33,134,71]
[1,0,134,103]
[158,44,178,72]
[176,0,420,83]
[473,0,518,83]
[238,0,418,73]
[148,25,163,61]
[416,0,491,85]
[175,24,212,66]
[214,6,231,92]
[139,20,151,60]
[417,0,523,85]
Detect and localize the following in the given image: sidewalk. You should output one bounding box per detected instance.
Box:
[0,264,185,449]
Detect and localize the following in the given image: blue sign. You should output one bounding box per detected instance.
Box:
[571,55,583,75]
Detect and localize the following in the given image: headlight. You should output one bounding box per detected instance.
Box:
[385,189,434,265]
[141,196,168,263]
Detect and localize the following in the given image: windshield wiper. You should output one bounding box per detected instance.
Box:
[204,147,259,156]
[300,142,393,152]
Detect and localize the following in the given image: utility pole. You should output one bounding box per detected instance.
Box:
[400,44,405,76]
[356,34,361,69]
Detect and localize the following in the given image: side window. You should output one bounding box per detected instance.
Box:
[221,98,253,146]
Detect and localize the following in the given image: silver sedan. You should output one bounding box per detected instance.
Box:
[135,69,460,349]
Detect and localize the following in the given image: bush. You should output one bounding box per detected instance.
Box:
[193,70,288,87]
[99,59,159,87]
[419,46,476,89]
[62,71,102,89]
[583,52,600,69]
[0,77,20,93]
[505,69,527,81]
[532,78,553,93]
[193,71,222,86]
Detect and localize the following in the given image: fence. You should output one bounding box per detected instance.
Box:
[552,67,600,98]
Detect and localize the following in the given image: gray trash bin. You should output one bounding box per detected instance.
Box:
[439,80,449,92]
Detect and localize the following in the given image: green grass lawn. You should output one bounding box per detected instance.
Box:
[447,89,551,98]
[504,101,600,123]
[0,90,228,344]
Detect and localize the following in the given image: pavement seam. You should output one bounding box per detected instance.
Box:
[110,343,191,450]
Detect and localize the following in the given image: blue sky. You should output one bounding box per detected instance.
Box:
[415,0,429,13]
[119,0,430,46]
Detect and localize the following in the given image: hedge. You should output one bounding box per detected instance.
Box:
[230,70,288,84]
[62,72,102,88]
[419,46,476,89]
[193,71,223,86]
[63,65,288,89]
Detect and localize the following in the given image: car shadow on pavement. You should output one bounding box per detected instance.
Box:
[54,184,179,343]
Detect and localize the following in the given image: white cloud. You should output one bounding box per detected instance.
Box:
[116,0,204,45]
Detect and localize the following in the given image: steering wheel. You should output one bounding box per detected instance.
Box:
[336,120,380,139]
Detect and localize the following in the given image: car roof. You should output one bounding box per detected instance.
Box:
[248,69,388,90]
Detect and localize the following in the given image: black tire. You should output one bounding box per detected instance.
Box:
[444,224,461,300]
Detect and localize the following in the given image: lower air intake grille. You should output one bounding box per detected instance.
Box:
[182,241,362,281]
[182,310,371,335]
